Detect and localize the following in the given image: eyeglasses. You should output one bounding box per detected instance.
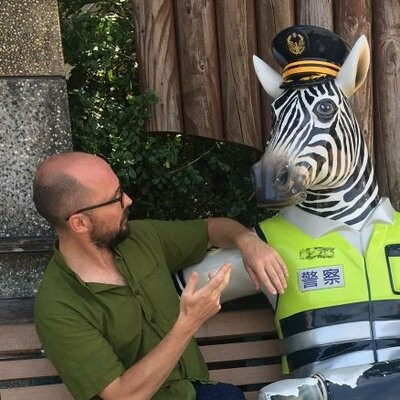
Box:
[65,187,124,221]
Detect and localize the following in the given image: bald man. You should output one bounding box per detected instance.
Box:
[33,152,287,400]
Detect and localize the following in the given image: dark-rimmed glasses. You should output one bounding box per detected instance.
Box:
[65,187,124,221]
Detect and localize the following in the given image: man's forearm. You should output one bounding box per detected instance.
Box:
[206,217,253,249]
[206,217,288,295]
[99,317,197,400]
[99,264,231,400]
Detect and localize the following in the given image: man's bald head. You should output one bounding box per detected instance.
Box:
[33,152,111,228]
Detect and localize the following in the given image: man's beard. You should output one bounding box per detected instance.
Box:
[90,209,131,248]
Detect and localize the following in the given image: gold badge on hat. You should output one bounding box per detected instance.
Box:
[287,32,305,55]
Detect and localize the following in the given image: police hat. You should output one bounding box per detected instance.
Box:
[272,25,349,88]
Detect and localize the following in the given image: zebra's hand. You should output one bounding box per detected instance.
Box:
[235,231,288,295]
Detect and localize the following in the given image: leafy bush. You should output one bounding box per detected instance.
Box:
[59,0,271,226]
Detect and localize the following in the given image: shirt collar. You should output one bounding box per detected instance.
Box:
[52,243,73,275]
[52,241,128,293]
[280,197,395,239]
[52,244,97,290]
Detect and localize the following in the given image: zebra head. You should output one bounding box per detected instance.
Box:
[251,34,379,226]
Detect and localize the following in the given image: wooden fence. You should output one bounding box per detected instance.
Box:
[132,0,400,209]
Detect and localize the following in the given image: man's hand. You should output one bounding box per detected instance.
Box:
[179,263,232,332]
[206,217,288,295]
[100,263,231,400]
[235,231,288,295]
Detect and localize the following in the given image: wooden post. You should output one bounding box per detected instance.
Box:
[254,0,295,145]
[174,0,223,139]
[296,0,334,29]
[131,0,399,212]
[334,0,374,160]
[132,0,183,132]
[372,1,400,208]
[216,0,262,149]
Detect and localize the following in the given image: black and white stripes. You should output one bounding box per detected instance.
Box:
[255,80,379,229]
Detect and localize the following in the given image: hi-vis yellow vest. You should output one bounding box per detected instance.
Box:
[258,211,400,377]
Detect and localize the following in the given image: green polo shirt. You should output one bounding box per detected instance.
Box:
[34,219,211,400]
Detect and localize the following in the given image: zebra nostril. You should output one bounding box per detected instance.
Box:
[275,167,289,189]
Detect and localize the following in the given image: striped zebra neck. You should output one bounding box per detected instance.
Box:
[298,157,380,228]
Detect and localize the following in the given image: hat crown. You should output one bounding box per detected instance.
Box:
[272,25,350,87]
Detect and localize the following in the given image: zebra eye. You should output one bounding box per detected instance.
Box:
[313,99,338,122]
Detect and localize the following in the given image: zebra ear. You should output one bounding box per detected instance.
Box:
[253,55,284,99]
[335,35,370,98]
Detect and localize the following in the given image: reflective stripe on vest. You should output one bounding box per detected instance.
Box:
[258,211,400,376]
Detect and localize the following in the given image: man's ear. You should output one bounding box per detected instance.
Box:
[67,214,91,233]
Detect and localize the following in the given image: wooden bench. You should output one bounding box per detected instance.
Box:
[0,299,281,400]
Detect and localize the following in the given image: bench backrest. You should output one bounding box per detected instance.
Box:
[0,307,281,400]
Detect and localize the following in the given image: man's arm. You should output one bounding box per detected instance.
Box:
[206,217,288,295]
[99,264,231,400]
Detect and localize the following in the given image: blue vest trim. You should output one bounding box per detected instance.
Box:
[281,300,400,337]
[287,341,373,371]
[287,338,400,372]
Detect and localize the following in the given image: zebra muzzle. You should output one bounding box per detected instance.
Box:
[251,158,307,208]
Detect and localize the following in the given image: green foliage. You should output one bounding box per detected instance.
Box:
[59,0,271,226]
[59,0,156,154]
[121,133,271,225]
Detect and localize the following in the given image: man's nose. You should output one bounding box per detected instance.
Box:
[123,192,133,207]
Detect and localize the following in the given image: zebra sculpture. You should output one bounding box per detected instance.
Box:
[252,25,400,400]
[179,25,400,400]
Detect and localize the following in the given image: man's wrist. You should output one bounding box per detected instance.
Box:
[175,314,201,338]
[233,229,258,249]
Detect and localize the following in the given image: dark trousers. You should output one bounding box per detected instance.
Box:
[194,382,246,400]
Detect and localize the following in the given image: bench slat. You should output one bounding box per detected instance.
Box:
[200,339,281,362]
[1,307,280,400]
[0,358,57,380]
[0,298,34,325]
[0,383,260,400]
[0,325,41,354]
[209,364,282,386]
[196,309,276,339]
[0,384,74,400]
[245,391,259,400]
[0,311,276,353]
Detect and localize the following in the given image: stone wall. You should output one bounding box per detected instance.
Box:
[0,0,72,298]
